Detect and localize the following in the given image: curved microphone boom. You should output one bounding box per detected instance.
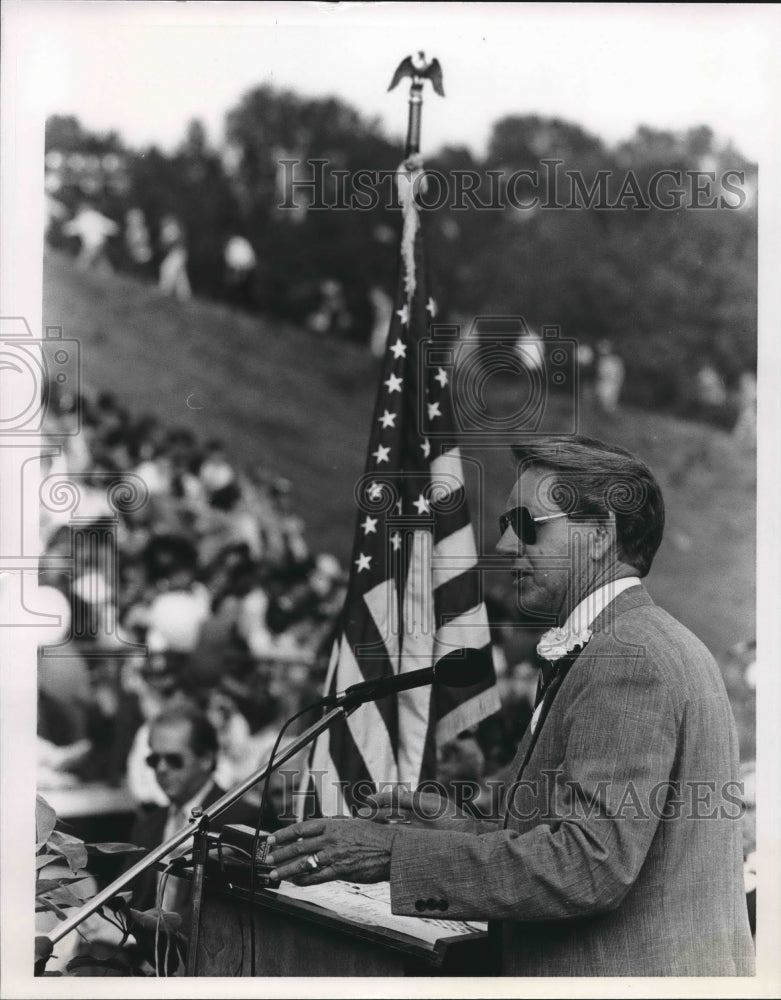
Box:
[332,648,492,710]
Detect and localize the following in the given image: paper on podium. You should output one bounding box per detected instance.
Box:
[267,879,487,947]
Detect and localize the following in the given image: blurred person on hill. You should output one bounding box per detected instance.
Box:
[165,428,205,502]
[195,482,264,566]
[198,440,236,497]
[514,326,544,378]
[204,682,257,790]
[124,206,153,279]
[696,363,727,413]
[189,544,271,686]
[576,342,596,405]
[46,396,92,476]
[264,554,344,657]
[158,214,191,301]
[732,371,757,446]
[129,535,210,656]
[307,279,352,337]
[134,438,176,499]
[37,584,92,762]
[594,339,625,414]
[69,526,119,646]
[369,285,394,358]
[224,234,258,310]
[271,477,310,570]
[242,473,292,567]
[141,534,200,591]
[61,201,119,273]
[146,587,211,656]
[44,193,69,242]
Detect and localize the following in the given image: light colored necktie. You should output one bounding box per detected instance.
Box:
[159,806,189,913]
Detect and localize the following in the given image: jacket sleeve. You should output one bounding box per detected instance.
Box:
[389,643,680,921]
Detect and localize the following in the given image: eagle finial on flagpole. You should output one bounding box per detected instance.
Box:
[388,51,444,157]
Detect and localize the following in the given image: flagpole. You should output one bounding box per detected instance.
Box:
[405,80,423,157]
[388,52,445,158]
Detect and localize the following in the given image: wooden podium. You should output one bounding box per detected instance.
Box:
[190,875,493,977]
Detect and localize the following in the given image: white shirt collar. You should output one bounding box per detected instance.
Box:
[564,577,641,634]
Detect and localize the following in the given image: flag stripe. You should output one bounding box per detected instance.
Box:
[362,578,401,666]
[433,524,480,589]
[398,531,436,783]
[434,604,491,659]
[434,568,487,627]
[430,487,473,539]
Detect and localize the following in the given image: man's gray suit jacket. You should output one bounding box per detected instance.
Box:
[388,585,755,976]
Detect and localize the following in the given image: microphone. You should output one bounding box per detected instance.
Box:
[331,648,493,710]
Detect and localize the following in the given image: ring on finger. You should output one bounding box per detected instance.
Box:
[305,852,320,871]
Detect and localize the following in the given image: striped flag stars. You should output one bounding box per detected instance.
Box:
[390,531,402,551]
[396,304,410,326]
[420,438,431,458]
[355,553,372,573]
[378,410,397,428]
[426,297,437,316]
[427,400,442,421]
[413,493,431,515]
[361,516,378,534]
[435,367,449,388]
[372,444,391,464]
[389,338,407,359]
[384,373,403,394]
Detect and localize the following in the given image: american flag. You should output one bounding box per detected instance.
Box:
[306,161,500,817]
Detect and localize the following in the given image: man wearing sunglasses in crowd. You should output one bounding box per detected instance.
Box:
[267,435,754,977]
[128,706,256,917]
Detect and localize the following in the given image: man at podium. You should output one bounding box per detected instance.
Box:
[266,437,755,977]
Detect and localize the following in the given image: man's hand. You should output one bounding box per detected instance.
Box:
[266,819,396,885]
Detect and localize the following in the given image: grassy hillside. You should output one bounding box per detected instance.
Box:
[43,251,755,678]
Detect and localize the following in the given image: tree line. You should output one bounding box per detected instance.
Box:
[45,85,757,423]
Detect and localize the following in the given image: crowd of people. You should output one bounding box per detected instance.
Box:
[36,379,350,819]
[47,196,364,329]
[35,380,549,827]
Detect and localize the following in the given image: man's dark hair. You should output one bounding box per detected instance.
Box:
[142,534,199,583]
[150,706,219,760]
[510,435,665,577]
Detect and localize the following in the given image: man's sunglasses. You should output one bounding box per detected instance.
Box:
[146,752,185,770]
[498,506,573,546]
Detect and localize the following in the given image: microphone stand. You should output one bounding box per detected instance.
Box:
[46,702,356,950]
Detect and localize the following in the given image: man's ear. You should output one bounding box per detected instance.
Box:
[589,521,616,563]
[199,751,216,776]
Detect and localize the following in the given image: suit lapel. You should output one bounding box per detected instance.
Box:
[501,582,655,827]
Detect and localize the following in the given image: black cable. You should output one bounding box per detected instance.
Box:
[153,850,193,976]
